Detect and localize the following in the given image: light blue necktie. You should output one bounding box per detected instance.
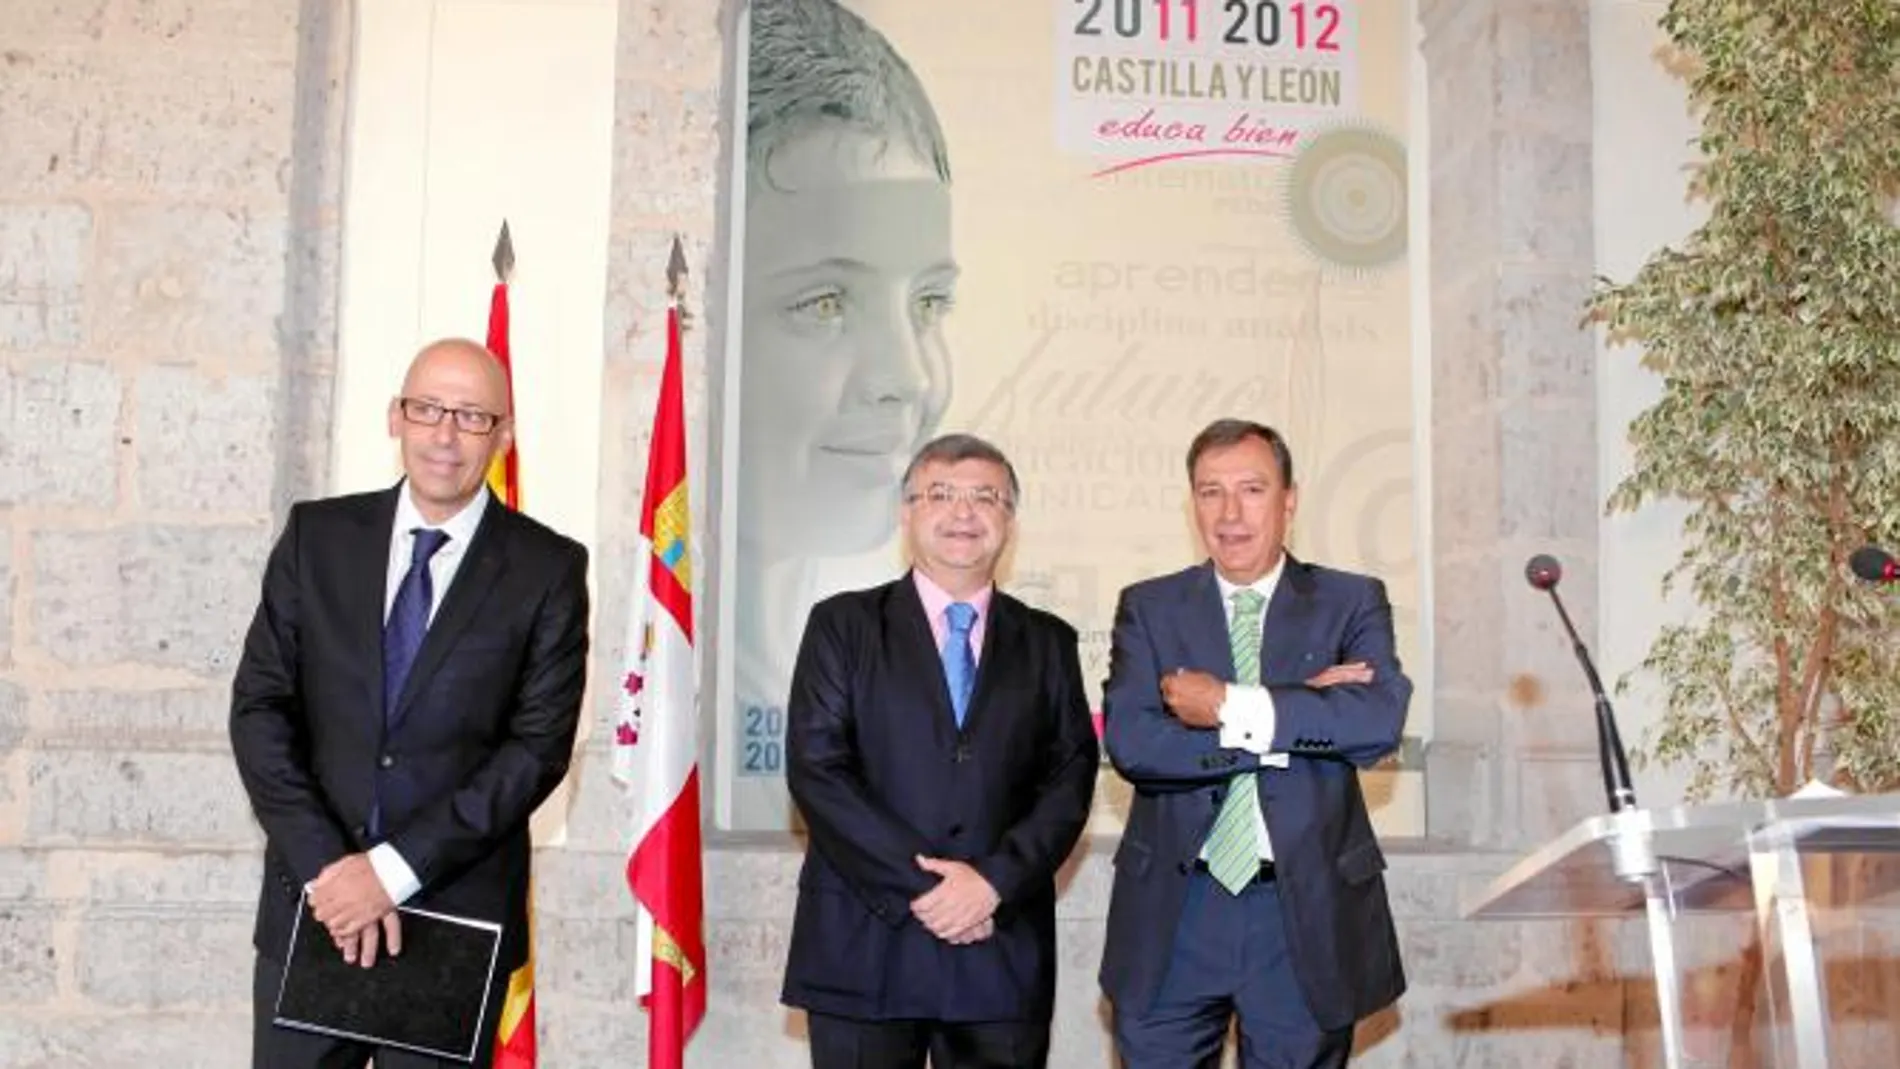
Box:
[942,602,978,728]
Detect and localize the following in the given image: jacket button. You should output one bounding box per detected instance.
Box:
[378,754,396,769]
[1177,861,1193,874]
[948,824,964,837]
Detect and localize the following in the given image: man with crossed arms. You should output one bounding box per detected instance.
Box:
[1100,418,1410,1069]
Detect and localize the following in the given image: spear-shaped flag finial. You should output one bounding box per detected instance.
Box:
[666,235,688,302]
[492,220,515,283]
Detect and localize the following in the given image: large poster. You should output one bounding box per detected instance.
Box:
[714,0,1423,836]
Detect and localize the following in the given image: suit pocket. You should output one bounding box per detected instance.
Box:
[785,887,888,998]
[1336,839,1386,885]
[1112,837,1152,877]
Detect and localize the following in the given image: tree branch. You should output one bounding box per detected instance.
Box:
[1767,493,1799,795]
[1714,665,1774,784]
[1797,459,1854,783]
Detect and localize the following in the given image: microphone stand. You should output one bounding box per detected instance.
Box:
[1540,584,1639,814]
[1537,570,1675,1053]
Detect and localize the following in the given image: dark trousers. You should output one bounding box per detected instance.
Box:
[807,1011,1051,1069]
[1112,872,1353,1069]
[251,953,511,1069]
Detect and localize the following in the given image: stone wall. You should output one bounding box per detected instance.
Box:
[1418,0,1607,850]
[0,0,1702,1066]
[1,0,348,1062]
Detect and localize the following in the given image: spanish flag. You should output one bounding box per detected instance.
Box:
[486,233,536,1069]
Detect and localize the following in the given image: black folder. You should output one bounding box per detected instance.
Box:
[273,894,503,1063]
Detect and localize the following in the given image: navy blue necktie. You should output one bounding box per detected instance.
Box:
[942,602,978,728]
[371,528,448,839]
[384,528,451,719]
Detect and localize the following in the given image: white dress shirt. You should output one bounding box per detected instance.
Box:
[1204,555,1288,862]
[366,482,491,905]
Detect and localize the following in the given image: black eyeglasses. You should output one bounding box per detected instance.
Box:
[397,398,505,435]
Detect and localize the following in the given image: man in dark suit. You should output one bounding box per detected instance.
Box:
[230,338,590,1069]
[1098,419,1410,1069]
[780,433,1100,1069]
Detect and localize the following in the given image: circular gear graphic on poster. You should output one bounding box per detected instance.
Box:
[1281,125,1408,272]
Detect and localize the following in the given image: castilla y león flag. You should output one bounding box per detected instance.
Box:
[611,282,706,1069]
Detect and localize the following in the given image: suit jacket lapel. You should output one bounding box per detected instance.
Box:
[886,575,959,741]
[1180,558,1315,685]
[1261,555,1318,684]
[352,487,401,717]
[1173,563,1237,680]
[390,495,508,728]
[959,592,1021,737]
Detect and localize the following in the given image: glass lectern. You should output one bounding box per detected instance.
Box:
[1465,794,1900,1068]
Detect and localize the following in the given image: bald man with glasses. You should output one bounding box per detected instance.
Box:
[231,338,591,1069]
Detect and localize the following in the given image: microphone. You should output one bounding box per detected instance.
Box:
[1851,545,1899,583]
[1525,554,1562,592]
[1524,554,1638,815]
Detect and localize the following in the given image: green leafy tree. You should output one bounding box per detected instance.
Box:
[1591,0,1900,799]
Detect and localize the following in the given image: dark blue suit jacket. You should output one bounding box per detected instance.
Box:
[1097,557,1408,1030]
[779,575,1099,1022]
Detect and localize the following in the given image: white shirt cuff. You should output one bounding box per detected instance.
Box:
[1218,684,1290,766]
[368,843,422,905]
